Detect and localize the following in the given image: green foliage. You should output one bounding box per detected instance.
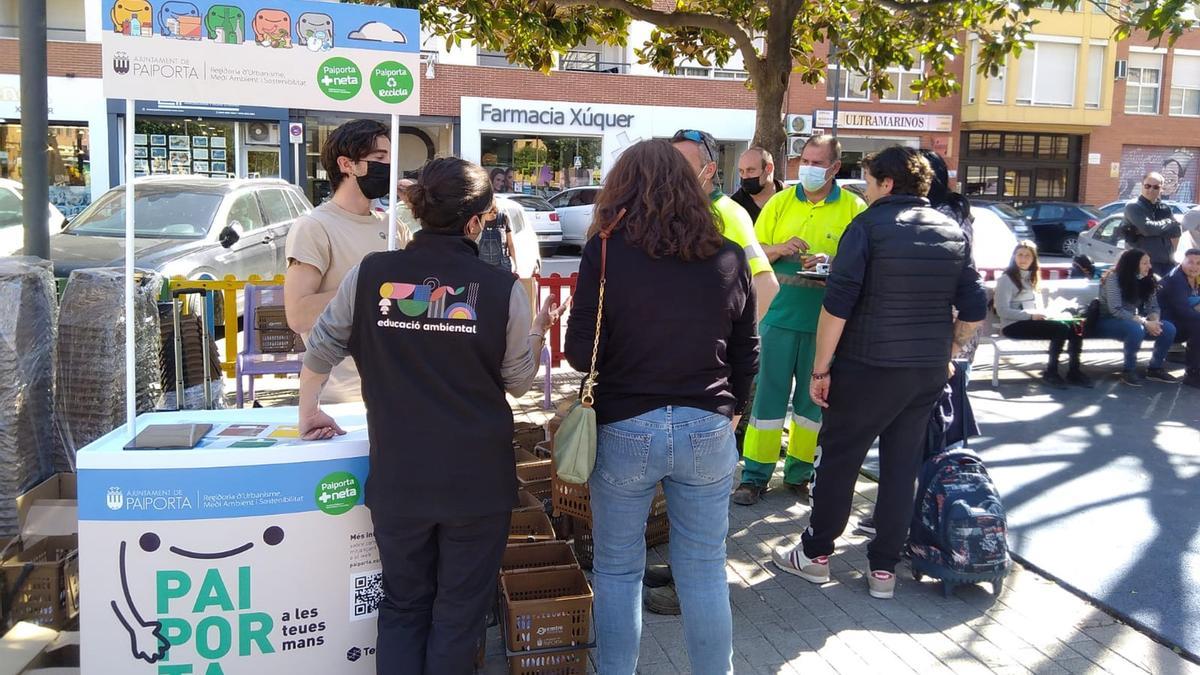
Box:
[408,0,1193,98]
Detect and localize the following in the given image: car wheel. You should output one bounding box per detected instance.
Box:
[1060,235,1080,257]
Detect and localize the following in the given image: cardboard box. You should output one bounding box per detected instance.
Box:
[0,623,79,675]
[1,475,79,632]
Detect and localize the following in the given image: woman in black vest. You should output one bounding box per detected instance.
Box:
[297,157,561,675]
[564,140,759,674]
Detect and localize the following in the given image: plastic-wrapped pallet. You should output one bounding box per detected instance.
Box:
[55,268,164,465]
[0,258,58,537]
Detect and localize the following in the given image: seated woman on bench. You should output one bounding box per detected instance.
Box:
[1094,248,1178,387]
[995,241,1094,388]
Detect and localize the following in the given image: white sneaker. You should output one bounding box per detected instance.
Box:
[772,544,830,584]
[868,570,896,599]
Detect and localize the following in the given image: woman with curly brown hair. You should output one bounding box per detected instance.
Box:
[564,139,760,674]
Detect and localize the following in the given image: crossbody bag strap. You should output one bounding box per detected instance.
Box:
[580,208,626,407]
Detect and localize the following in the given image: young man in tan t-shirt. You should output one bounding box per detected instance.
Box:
[285,119,402,403]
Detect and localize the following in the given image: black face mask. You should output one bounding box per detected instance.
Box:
[742,176,764,195]
[356,161,391,200]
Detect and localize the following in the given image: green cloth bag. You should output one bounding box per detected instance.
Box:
[552,209,623,485]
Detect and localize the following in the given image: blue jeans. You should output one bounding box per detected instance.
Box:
[589,406,736,675]
[1092,317,1177,371]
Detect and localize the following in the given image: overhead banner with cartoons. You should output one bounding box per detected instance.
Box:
[100,0,420,115]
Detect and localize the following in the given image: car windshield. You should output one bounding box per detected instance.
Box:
[989,203,1024,219]
[65,188,223,239]
[508,196,556,212]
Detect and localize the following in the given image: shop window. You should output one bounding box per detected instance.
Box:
[1004,169,1033,198]
[1039,135,1071,160]
[964,165,1002,196]
[0,123,92,217]
[135,119,235,179]
[1169,54,1200,116]
[1035,168,1068,198]
[1015,40,1079,107]
[966,132,1002,156]
[1003,134,1036,158]
[1126,52,1163,114]
[826,61,871,101]
[1086,45,1106,109]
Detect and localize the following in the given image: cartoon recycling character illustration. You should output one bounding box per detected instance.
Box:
[205,4,245,44]
[253,9,293,48]
[296,12,334,52]
[112,526,284,664]
[158,1,201,40]
[112,0,153,36]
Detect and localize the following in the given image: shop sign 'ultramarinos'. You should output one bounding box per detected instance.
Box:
[814,110,953,133]
[100,0,420,115]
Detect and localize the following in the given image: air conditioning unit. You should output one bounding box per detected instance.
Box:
[244,122,280,146]
[787,136,810,157]
[785,114,812,136]
[1115,59,1128,80]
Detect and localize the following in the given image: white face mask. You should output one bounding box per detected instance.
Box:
[797,165,830,192]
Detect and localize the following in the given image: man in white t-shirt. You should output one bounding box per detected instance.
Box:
[285,119,396,403]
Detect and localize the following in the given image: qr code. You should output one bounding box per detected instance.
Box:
[351,569,384,621]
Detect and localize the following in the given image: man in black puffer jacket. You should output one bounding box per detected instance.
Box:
[771,146,988,601]
[1122,171,1182,277]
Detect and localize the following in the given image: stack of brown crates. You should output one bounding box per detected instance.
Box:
[496,422,594,674]
[545,407,671,570]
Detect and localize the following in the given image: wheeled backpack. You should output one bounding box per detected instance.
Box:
[906,448,1011,597]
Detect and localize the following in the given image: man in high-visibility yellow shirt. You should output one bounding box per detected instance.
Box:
[671,129,778,322]
[733,136,866,506]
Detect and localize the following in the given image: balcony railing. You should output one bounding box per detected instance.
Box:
[560,51,630,75]
[477,53,527,69]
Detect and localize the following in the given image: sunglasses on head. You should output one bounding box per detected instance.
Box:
[1144,183,1162,190]
[672,129,716,164]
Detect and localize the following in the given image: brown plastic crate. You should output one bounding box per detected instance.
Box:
[255,305,289,330]
[257,329,302,354]
[501,541,579,576]
[1,535,80,629]
[551,479,668,523]
[513,422,548,454]
[509,510,556,543]
[513,489,543,513]
[515,447,552,481]
[517,465,552,502]
[566,513,670,571]
[500,567,592,652]
[507,648,589,675]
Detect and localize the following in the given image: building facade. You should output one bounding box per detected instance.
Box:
[4,2,1195,210]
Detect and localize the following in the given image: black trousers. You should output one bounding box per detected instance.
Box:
[1001,319,1084,371]
[802,358,946,572]
[1175,316,1200,374]
[373,511,510,675]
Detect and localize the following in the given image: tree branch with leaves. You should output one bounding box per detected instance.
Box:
[382,0,1195,167]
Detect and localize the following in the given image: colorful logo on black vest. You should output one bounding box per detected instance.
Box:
[377,277,479,321]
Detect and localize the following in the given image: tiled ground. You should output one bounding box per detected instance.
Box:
[477,370,1200,675]
[229,361,1199,674]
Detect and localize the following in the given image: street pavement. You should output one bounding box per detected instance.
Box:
[487,372,1200,674]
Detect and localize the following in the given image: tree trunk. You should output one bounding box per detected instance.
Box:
[753,74,790,183]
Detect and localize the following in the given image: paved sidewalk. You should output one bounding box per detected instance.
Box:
[481,372,1200,675]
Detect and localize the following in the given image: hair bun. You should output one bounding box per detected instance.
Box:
[406,183,429,220]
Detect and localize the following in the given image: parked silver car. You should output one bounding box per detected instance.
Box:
[31,176,311,321]
[548,186,601,249]
[1077,213,1199,267]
